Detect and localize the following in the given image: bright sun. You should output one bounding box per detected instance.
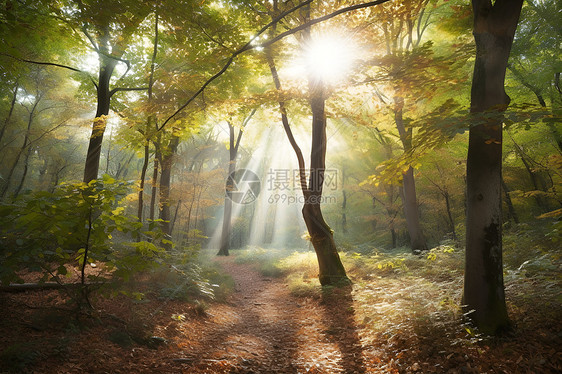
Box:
[303,34,357,83]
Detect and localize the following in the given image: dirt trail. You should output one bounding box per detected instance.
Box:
[171,256,370,373]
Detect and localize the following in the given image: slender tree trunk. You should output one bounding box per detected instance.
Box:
[13,145,33,198]
[193,184,205,242]
[0,81,18,149]
[218,123,238,256]
[170,199,181,235]
[158,135,179,242]
[509,135,549,211]
[508,64,562,152]
[217,111,253,256]
[137,12,159,224]
[341,189,348,234]
[185,183,197,244]
[501,176,519,224]
[266,35,348,285]
[443,190,457,241]
[149,157,159,221]
[83,51,118,183]
[393,96,427,252]
[303,85,349,285]
[137,143,150,221]
[370,196,378,231]
[463,0,522,335]
[0,94,40,199]
[104,126,113,174]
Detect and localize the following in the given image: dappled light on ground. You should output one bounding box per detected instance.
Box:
[0,248,560,373]
[170,256,369,373]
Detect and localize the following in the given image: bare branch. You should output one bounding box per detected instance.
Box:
[0,52,83,72]
[0,52,99,89]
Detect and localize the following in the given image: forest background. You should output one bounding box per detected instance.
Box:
[0,0,560,372]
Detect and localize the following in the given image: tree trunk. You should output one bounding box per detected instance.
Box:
[302,78,349,286]
[217,111,254,255]
[463,0,523,335]
[501,175,519,224]
[443,190,457,241]
[158,135,179,242]
[13,144,33,198]
[266,39,348,285]
[218,123,238,256]
[137,143,150,223]
[170,199,181,235]
[509,135,549,211]
[137,12,159,225]
[0,81,18,149]
[149,157,159,221]
[341,189,348,234]
[184,183,196,244]
[393,96,427,252]
[0,94,40,199]
[83,52,118,183]
[401,167,427,252]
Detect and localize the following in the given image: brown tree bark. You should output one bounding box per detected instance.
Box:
[0,93,41,199]
[137,12,159,224]
[0,81,18,149]
[501,176,519,224]
[304,81,349,285]
[218,120,245,256]
[463,0,523,335]
[149,158,159,221]
[137,142,150,222]
[83,48,118,183]
[393,96,427,252]
[158,135,180,242]
[266,39,348,286]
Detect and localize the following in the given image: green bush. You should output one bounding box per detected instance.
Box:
[0,176,165,309]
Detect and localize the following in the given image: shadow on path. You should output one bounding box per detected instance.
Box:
[321,285,367,374]
[172,257,301,373]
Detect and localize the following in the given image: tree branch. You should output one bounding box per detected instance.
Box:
[158,0,391,132]
[158,0,314,131]
[0,52,83,72]
[0,52,99,90]
[109,86,149,97]
[262,0,393,49]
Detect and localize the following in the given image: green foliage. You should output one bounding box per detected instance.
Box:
[503,223,560,277]
[0,176,165,307]
[147,246,235,303]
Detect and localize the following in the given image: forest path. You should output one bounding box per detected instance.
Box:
[171,255,369,373]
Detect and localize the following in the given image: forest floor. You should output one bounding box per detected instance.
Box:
[0,251,561,373]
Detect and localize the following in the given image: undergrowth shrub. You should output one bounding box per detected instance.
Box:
[147,247,234,303]
[0,176,165,310]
